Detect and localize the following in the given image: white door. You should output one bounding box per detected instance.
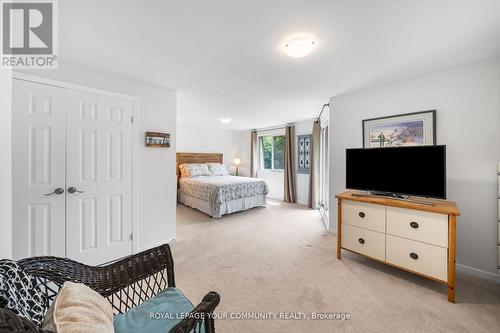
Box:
[65,89,133,265]
[12,79,67,259]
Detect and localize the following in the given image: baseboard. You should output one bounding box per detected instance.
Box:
[456,263,500,283]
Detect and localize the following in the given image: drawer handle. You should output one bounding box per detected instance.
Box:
[410,221,419,229]
[358,212,365,218]
[358,238,365,245]
[410,252,419,260]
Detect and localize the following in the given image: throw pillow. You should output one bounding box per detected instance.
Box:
[42,282,114,333]
[207,163,229,176]
[179,164,190,178]
[0,259,47,327]
[185,164,210,177]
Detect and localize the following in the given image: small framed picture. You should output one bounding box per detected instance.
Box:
[362,110,436,148]
[145,132,170,147]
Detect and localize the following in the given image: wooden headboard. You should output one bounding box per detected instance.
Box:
[176,152,223,182]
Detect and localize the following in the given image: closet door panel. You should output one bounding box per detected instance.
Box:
[65,90,133,265]
[12,79,66,259]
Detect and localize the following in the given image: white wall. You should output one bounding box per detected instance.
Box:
[176,122,244,175]
[18,64,178,252]
[0,69,12,259]
[329,58,500,276]
[238,130,251,177]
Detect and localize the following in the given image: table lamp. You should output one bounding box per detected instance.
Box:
[232,158,242,176]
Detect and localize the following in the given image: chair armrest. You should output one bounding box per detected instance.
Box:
[170,291,220,333]
[18,244,176,300]
[0,309,54,333]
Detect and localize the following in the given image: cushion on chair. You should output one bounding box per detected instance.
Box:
[0,259,47,327]
[113,287,203,333]
[42,281,114,333]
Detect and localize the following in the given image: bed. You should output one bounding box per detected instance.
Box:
[176,153,268,218]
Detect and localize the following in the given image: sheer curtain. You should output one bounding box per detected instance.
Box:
[250,130,258,177]
[308,120,321,208]
[284,126,296,203]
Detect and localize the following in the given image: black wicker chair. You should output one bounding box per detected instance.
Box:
[0,244,220,333]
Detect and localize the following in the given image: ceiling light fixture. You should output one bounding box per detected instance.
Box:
[284,36,318,58]
[218,117,231,124]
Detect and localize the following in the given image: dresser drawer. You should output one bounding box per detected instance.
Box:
[342,224,385,261]
[342,201,385,233]
[386,234,447,281]
[386,207,448,247]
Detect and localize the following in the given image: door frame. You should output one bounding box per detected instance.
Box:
[13,72,141,257]
[319,120,329,231]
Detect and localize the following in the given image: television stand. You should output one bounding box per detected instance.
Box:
[351,191,435,206]
[336,190,460,303]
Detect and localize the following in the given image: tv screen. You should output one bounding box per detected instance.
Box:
[346,145,446,199]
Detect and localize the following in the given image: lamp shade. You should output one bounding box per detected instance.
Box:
[232,158,242,166]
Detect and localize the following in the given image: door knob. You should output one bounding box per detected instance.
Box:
[44,188,64,196]
[67,187,85,194]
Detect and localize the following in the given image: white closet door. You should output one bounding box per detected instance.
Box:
[12,79,66,259]
[65,89,133,265]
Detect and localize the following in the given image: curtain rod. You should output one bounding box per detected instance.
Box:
[317,103,329,121]
[252,124,292,132]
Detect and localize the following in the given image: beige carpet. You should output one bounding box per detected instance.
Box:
[171,200,500,333]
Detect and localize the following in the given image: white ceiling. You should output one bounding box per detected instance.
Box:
[59,0,500,130]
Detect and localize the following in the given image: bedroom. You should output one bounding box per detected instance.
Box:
[1,1,500,333]
[175,117,328,219]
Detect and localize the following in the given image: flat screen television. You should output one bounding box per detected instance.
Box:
[346,145,446,199]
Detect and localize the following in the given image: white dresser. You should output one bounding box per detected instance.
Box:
[336,191,460,303]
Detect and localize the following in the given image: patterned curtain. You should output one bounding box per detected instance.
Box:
[308,120,321,208]
[284,126,296,203]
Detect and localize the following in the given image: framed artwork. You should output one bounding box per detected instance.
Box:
[145,132,170,147]
[362,110,436,148]
[297,134,312,174]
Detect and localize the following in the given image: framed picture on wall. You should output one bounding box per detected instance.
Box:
[362,110,436,148]
[145,132,171,147]
[297,134,312,174]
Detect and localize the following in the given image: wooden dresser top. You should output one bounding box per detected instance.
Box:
[336,191,460,216]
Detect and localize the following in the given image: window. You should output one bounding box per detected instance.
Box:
[260,135,285,170]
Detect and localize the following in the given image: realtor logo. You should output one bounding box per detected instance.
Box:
[1,0,58,68]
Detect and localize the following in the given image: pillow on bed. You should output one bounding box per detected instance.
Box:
[181,163,210,177]
[207,163,229,176]
[179,164,190,178]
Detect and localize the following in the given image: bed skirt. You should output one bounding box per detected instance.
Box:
[177,189,267,218]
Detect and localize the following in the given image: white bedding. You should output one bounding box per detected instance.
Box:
[178,175,269,218]
[178,190,267,218]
